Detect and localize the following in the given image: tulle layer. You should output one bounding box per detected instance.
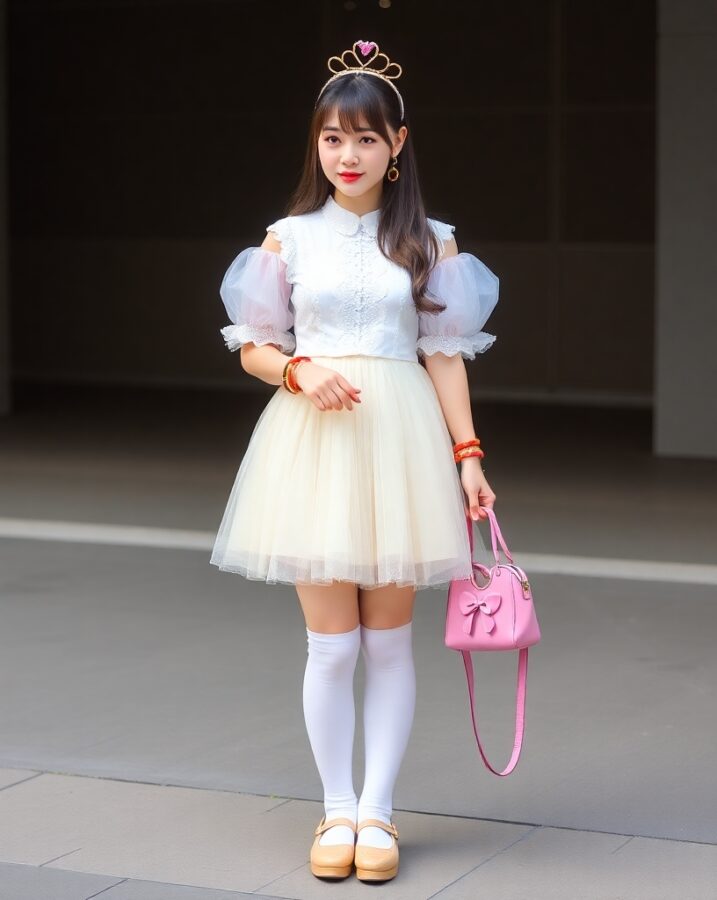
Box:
[209,354,488,590]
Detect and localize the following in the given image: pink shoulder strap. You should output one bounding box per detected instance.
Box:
[461,647,529,776]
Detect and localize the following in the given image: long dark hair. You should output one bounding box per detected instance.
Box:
[283,73,447,315]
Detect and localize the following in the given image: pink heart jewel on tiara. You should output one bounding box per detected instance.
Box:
[358,41,378,57]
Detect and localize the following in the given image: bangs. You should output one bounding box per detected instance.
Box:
[318,77,392,142]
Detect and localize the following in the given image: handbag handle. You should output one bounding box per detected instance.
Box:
[465,508,514,566]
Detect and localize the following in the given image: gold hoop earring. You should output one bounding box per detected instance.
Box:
[387,155,400,182]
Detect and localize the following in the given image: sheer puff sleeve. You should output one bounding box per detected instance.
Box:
[219,246,296,354]
[417,252,499,360]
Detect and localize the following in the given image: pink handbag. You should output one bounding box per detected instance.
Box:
[445,507,541,776]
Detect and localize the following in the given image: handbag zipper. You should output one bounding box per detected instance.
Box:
[499,562,531,597]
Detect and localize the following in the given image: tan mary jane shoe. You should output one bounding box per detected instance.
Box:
[309,815,357,879]
[354,818,400,882]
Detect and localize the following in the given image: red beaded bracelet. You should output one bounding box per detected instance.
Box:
[455,447,485,462]
[453,438,481,453]
[454,438,485,462]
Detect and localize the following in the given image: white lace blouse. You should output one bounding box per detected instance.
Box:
[219,193,498,363]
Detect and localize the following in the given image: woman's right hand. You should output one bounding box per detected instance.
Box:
[293,362,362,411]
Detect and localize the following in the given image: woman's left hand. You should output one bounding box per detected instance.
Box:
[460,456,496,521]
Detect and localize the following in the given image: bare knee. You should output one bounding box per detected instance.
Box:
[296,580,360,633]
[358,583,416,629]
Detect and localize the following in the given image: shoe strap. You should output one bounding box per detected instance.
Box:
[356,818,399,840]
[314,815,357,836]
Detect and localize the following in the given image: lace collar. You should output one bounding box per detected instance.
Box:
[321,194,380,237]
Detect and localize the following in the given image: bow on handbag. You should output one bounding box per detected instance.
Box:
[458,591,502,634]
[445,507,541,776]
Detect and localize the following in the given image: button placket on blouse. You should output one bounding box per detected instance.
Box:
[323,199,373,351]
[327,230,355,351]
[360,225,389,346]
[357,224,369,341]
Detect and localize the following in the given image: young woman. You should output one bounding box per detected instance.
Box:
[210,39,499,883]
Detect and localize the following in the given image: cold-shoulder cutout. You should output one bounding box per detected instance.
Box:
[417,252,499,360]
[427,217,457,260]
[261,231,283,254]
[440,235,459,259]
[219,245,296,354]
[265,216,297,282]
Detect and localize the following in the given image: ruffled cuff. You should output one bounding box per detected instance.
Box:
[417,332,496,360]
[220,323,296,354]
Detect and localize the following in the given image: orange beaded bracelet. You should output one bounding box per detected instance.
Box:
[287,361,299,393]
[281,361,296,393]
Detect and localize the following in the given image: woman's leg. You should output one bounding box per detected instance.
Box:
[356,584,417,848]
[296,581,361,847]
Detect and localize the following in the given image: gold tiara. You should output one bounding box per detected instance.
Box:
[315,39,405,120]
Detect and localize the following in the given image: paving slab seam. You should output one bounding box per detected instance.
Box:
[80,875,269,900]
[264,797,293,813]
[610,835,636,854]
[252,860,317,896]
[0,762,298,802]
[0,862,278,900]
[2,766,716,848]
[39,846,83,867]
[0,769,43,791]
[83,878,129,899]
[244,893,302,899]
[426,824,543,899]
[251,794,717,848]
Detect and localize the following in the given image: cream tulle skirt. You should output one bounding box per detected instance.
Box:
[209,354,487,591]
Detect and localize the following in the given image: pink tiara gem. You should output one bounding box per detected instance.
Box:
[358,41,377,56]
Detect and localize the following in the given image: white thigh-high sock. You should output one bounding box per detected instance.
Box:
[357,621,416,849]
[303,624,361,846]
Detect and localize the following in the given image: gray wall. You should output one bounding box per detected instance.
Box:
[8,0,656,408]
[654,1,717,459]
[0,0,8,415]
